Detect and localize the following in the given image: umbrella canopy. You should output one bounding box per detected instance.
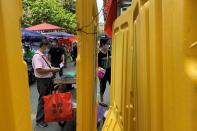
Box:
[21,29,43,42]
[43,32,75,39]
[25,23,64,31]
[58,36,77,45]
[66,36,77,41]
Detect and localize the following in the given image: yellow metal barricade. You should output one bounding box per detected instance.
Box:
[0,0,32,131]
[162,0,197,131]
[76,0,98,131]
[137,0,163,131]
[103,1,138,130]
[103,0,197,131]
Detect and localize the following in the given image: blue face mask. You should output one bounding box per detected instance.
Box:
[44,48,49,55]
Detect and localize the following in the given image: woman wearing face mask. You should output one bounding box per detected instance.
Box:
[98,38,111,107]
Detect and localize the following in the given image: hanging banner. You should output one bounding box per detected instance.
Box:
[104,0,117,37]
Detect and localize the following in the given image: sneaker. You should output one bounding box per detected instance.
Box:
[37,122,48,128]
[99,102,108,107]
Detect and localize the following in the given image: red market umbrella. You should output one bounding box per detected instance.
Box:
[58,39,70,44]
[58,36,77,45]
[66,36,77,41]
[26,23,64,31]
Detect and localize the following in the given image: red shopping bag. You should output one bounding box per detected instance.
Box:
[44,92,72,122]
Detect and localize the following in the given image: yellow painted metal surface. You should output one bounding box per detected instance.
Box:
[136,0,163,131]
[76,0,98,131]
[162,0,197,130]
[103,0,197,131]
[103,1,138,130]
[0,0,32,131]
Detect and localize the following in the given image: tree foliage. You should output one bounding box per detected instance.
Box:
[22,0,76,33]
[60,0,76,13]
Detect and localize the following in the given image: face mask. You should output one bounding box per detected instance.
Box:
[104,44,109,50]
[44,48,49,55]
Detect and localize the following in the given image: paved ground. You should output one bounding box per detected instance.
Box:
[29,64,110,131]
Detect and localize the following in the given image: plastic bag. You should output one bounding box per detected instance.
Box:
[97,67,106,79]
[44,92,72,122]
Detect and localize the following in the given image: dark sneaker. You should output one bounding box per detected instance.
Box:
[37,122,48,128]
[99,102,108,107]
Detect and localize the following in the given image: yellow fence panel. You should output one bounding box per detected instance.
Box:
[104,0,197,131]
[162,0,197,131]
[103,1,139,131]
[136,0,163,131]
[76,0,98,131]
[0,0,32,131]
[135,2,151,131]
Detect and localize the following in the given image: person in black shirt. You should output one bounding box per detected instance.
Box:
[72,42,78,65]
[98,38,111,107]
[48,41,65,77]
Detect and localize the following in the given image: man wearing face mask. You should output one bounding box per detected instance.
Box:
[32,40,60,128]
[48,39,65,77]
[98,38,111,107]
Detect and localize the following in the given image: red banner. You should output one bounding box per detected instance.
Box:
[104,0,117,37]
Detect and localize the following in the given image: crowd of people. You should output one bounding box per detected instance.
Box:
[23,36,111,128]
[23,40,77,74]
[23,40,77,127]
